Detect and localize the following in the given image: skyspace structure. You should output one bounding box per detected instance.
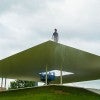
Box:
[0,41,100,85]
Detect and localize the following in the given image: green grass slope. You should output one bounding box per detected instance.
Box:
[0,85,100,100]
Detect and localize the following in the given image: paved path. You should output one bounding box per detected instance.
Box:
[86,88,100,95]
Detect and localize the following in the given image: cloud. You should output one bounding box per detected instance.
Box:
[0,0,100,58]
[0,0,100,57]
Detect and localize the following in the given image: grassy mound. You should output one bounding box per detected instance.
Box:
[0,85,100,100]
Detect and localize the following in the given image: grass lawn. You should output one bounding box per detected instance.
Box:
[0,85,100,100]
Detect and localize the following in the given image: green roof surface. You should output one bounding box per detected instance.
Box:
[0,40,100,83]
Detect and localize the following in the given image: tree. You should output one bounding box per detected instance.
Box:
[9,80,35,89]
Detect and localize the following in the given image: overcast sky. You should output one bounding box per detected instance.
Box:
[0,0,100,89]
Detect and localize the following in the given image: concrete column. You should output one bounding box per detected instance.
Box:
[60,65,63,85]
[5,78,6,88]
[45,66,48,85]
[1,78,3,88]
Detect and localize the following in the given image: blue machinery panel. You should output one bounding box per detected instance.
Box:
[40,72,55,84]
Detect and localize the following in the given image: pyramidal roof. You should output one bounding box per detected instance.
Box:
[0,40,100,83]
